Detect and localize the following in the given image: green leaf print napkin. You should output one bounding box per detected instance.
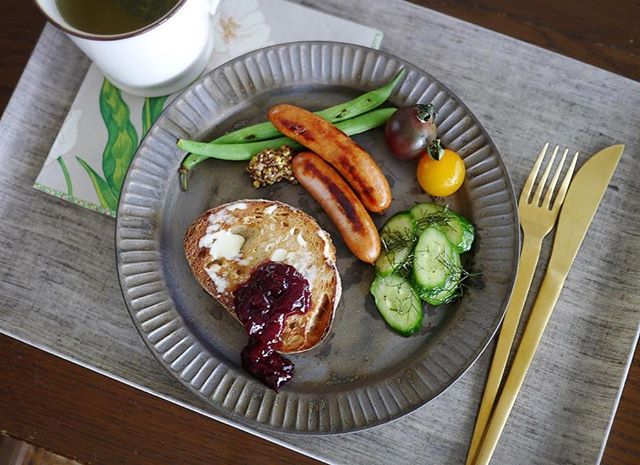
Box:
[35,0,383,217]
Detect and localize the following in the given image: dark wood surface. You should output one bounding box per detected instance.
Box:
[0,1,638,464]
[0,335,322,465]
[409,0,640,82]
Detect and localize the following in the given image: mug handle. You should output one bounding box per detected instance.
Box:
[209,0,221,16]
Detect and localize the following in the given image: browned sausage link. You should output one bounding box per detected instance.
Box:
[292,152,381,264]
[268,104,392,213]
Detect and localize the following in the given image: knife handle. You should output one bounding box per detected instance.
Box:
[471,268,566,465]
[465,234,543,465]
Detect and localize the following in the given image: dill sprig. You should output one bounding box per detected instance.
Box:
[435,253,481,300]
[393,252,414,278]
[381,229,415,253]
[414,211,451,232]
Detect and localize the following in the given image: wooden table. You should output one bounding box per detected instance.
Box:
[1,1,638,464]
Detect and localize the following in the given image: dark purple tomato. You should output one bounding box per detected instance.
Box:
[384,103,438,160]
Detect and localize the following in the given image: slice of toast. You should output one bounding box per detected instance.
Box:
[184,199,341,353]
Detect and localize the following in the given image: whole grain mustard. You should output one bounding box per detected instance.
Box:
[247,145,297,188]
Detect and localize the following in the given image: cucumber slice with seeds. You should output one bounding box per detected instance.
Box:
[423,286,459,306]
[413,226,461,293]
[410,202,475,253]
[410,203,445,235]
[375,212,417,276]
[420,247,462,305]
[370,273,423,336]
[442,213,474,253]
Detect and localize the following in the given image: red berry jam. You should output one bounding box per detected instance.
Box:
[234,261,311,390]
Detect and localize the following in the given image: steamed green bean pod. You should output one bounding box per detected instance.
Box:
[213,68,405,144]
[178,68,406,186]
[178,107,397,190]
[179,107,396,163]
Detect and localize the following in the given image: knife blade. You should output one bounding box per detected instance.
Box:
[548,144,624,275]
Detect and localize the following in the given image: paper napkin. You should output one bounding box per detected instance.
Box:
[35,0,383,216]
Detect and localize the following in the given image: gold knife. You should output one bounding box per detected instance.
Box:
[471,144,625,465]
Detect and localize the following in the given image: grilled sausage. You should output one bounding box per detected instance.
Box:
[292,152,381,263]
[268,104,392,213]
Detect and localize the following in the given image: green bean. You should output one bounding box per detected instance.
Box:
[178,107,397,190]
[180,107,396,161]
[314,69,405,122]
[212,68,405,145]
[179,135,300,162]
[178,69,406,186]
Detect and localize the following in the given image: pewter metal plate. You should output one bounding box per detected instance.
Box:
[115,41,519,433]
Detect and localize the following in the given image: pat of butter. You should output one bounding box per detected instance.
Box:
[317,230,332,260]
[271,248,287,262]
[205,264,228,292]
[199,230,245,259]
[264,204,278,214]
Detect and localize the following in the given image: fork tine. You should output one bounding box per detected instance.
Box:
[531,145,558,205]
[552,151,579,209]
[522,143,549,202]
[542,148,568,208]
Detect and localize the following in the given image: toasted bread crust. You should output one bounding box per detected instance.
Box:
[184,200,341,353]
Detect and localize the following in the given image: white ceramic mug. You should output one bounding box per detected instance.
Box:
[35,0,220,97]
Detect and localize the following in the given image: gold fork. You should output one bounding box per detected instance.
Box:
[465,143,579,465]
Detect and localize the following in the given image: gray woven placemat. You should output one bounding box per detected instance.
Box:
[1,1,639,464]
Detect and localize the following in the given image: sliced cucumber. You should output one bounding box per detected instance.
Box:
[375,212,417,276]
[442,212,475,253]
[423,287,458,306]
[421,252,462,305]
[410,202,475,253]
[370,273,423,336]
[413,226,461,294]
[410,203,445,235]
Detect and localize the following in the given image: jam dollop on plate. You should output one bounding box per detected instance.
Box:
[234,261,311,390]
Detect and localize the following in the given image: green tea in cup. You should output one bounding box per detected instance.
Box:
[55,0,180,35]
[37,0,220,96]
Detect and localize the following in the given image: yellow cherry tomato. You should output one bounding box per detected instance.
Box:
[416,149,465,197]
